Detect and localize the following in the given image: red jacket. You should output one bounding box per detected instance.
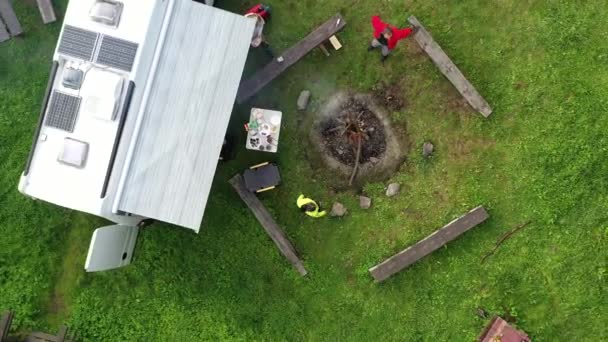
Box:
[371,15,413,50]
[246,4,271,20]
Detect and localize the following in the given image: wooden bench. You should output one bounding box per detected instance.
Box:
[408,16,492,117]
[0,0,22,36]
[369,206,489,282]
[36,0,56,24]
[2,311,74,342]
[229,174,307,276]
[25,325,71,342]
[0,21,9,42]
[236,13,346,103]
[1,310,15,341]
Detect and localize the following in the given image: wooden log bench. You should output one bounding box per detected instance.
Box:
[369,206,489,282]
[1,310,14,341]
[37,0,57,24]
[0,20,9,43]
[236,13,346,103]
[408,16,492,117]
[0,0,22,36]
[25,325,71,342]
[229,174,307,276]
[2,311,74,342]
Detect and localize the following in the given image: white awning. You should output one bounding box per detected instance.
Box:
[117,2,254,231]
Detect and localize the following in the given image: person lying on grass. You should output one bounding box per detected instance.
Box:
[297,194,327,218]
[368,15,416,63]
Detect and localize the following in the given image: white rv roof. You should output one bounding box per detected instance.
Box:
[19,0,163,219]
[116,1,254,231]
[20,0,255,231]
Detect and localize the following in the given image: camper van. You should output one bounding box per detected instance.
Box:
[18,0,254,272]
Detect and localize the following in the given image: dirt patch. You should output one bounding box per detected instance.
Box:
[447,95,471,113]
[320,98,387,165]
[49,290,66,316]
[310,92,406,187]
[405,40,427,58]
[514,81,528,90]
[372,82,406,112]
[448,137,496,161]
[402,207,425,220]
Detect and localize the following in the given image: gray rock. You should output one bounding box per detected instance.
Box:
[359,196,372,209]
[297,90,312,111]
[386,183,401,197]
[369,157,380,164]
[330,202,348,217]
[423,141,434,158]
[476,307,489,319]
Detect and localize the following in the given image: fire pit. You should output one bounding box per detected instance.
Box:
[310,92,406,186]
[320,98,386,166]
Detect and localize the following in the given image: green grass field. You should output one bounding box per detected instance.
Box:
[1,0,606,340]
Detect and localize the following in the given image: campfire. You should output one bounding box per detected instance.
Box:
[321,97,387,184]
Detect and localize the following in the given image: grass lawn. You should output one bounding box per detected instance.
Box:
[1,0,606,340]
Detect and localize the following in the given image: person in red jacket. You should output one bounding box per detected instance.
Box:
[368,15,415,62]
[245,4,274,57]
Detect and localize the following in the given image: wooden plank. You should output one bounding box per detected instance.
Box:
[24,327,72,342]
[318,43,330,56]
[369,206,489,282]
[25,332,60,341]
[229,174,308,276]
[0,20,9,42]
[36,0,56,24]
[329,35,342,50]
[56,326,67,342]
[236,14,345,103]
[1,310,14,341]
[0,0,22,36]
[408,16,492,117]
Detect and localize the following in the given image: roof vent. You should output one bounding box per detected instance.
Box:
[89,0,123,28]
[58,138,89,168]
[62,67,84,90]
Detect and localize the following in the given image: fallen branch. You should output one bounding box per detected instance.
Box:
[481,220,532,263]
[349,135,362,186]
[326,126,343,134]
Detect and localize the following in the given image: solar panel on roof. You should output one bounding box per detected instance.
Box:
[95,35,138,72]
[45,91,81,132]
[58,25,99,61]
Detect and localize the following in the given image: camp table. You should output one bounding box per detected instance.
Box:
[246,108,282,153]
